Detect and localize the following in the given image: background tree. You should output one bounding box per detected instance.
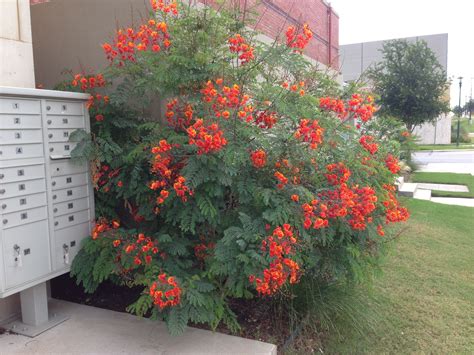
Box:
[369,39,449,131]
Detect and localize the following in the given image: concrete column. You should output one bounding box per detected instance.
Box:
[0,0,36,322]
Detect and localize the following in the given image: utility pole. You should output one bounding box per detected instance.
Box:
[456,76,462,147]
[470,77,473,124]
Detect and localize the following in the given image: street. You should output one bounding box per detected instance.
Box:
[412,150,474,174]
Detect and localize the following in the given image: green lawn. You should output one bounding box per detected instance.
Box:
[412,172,474,198]
[460,118,474,134]
[414,143,474,151]
[325,199,474,354]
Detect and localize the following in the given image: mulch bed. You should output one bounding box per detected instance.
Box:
[51,274,323,352]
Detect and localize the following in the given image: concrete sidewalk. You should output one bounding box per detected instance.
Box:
[0,299,277,354]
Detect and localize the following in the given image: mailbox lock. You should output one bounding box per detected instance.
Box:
[53,194,57,200]
[54,221,59,226]
[46,105,51,111]
[48,133,53,138]
[0,174,4,179]
[50,147,54,152]
[2,219,7,225]
[53,208,58,213]
[52,181,56,186]
[47,120,52,125]
[0,189,5,194]
[63,244,69,252]
[1,204,6,209]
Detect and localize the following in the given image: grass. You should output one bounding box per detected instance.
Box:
[414,143,474,151]
[411,172,474,198]
[324,199,474,354]
[460,117,474,134]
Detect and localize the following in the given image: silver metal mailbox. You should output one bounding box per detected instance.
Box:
[0,87,95,336]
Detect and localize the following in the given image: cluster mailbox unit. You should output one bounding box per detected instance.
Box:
[0,86,95,336]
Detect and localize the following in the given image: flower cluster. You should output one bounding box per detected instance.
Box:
[201,80,253,122]
[71,73,106,91]
[149,273,182,309]
[228,34,254,64]
[250,149,267,168]
[325,162,351,186]
[359,135,379,155]
[165,99,194,129]
[249,225,300,295]
[319,94,376,122]
[150,0,178,15]
[385,154,401,174]
[383,192,410,223]
[102,19,170,65]
[87,93,109,109]
[302,200,329,230]
[187,119,227,155]
[91,219,120,239]
[92,164,120,191]
[294,119,324,149]
[286,24,313,50]
[149,139,191,210]
[116,233,159,266]
[254,110,277,129]
[348,94,376,122]
[282,81,306,96]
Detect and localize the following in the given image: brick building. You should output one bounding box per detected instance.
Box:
[29,0,339,88]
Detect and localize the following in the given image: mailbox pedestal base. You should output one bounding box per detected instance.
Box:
[3,282,68,337]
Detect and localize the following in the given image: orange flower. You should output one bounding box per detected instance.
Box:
[250,149,267,168]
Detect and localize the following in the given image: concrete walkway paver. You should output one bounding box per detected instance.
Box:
[0,299,277,354]
[416,183,469,192]
[430,197,474,208]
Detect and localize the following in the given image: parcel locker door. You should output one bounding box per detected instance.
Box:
[53,222,91,271]
[2,220,51,289]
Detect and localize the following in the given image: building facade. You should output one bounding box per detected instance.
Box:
[30,0,339,89]
[340,33,451,145]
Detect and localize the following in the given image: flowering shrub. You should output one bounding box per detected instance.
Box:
[68,1,409,335]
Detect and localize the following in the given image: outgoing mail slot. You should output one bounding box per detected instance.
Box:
[53,222,90,271]
[0,98,41,114]
[45,101,83,116]
[48,142,78,157]
[51,173,88,191]
[50,160,88,177]
[53,209,90,231]
[2,206,48,229]
[47,129,77,143]
[53,197,89,217]
[0,144,44,161]
[0,115,42,129]
[0,164,45,183]
[0,192,47,214]
[2,220,51,289]
[0,129,43,145]
[51,185,88,204]
[0,178,46,199]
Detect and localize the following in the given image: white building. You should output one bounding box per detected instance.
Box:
[340,33,451,144]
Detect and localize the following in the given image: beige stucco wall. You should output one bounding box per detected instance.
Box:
[0,0,35,87]
[31,0,152,88]
[0,0,36,323]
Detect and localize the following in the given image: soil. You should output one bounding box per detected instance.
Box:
[51,274,324,352]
